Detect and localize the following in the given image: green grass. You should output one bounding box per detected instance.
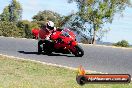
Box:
[0,55,131,88]
[128,46,132,48]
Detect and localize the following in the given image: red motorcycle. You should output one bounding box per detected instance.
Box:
[33,28,84,57]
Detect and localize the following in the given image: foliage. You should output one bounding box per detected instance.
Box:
[113,40,129,47]
[59,13,75,27]
[62,13,111,43]
[0,0,23,38]
[0,6,10,21]
[32,21,46,28]
[62,14,86,33]
[0,21,22,37]
[80,37,91,44]
[32,10,62,27]
[62,14,92,43]
[96,28,111,41]
[31,22,40,29]
[68,0,131,44]
[17,20,39,38]
[0,0,22,22]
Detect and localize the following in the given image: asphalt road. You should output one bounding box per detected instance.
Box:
[0,36,132,75]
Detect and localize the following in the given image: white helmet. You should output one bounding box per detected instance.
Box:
[46,21,54,30]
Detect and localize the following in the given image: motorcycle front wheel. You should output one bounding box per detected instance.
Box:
[72,45,84,57]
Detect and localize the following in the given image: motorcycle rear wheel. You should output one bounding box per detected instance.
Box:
[43,40,53,55]
[38,40,43,54]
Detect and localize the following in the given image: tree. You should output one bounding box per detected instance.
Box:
[113,40,129,47]
[17,20,38,38]
[0,21,22,37]
[62,14,85,32]
[58,13,74,27]
[0,0,22,22]
[32,10,62,27]
[0,6,10,21]
[68,0,131,44]
[62,14,90,42]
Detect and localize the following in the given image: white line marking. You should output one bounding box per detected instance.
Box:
[0,53,104,74]
[0,54,131,80]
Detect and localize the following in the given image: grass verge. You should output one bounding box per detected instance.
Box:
[0,55,131,88]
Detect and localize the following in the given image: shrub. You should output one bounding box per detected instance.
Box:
[0,21,22,37]
[0,30,2,36]
[17,20,39,38]
[113,40,129,47]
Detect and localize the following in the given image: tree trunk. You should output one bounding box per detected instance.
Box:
[92,30,96,44]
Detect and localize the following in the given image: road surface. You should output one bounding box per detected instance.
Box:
[0,36,132,75]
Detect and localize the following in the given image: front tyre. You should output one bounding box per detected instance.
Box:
[73,45,84,57]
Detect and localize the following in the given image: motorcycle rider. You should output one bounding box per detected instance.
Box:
[38,21,56,54]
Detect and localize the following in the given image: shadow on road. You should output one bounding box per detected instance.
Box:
[18,51,38,54]
[18,51,75,57]
[48,53,75,57]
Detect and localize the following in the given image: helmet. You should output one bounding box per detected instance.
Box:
[46,21,54,30]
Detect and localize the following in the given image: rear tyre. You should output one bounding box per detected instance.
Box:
[38,40,43,54]
[43,40,53,55]
[73,45,84,57]
[44,47,52,55]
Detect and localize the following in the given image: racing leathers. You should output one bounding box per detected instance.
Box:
[38,26,56,53]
